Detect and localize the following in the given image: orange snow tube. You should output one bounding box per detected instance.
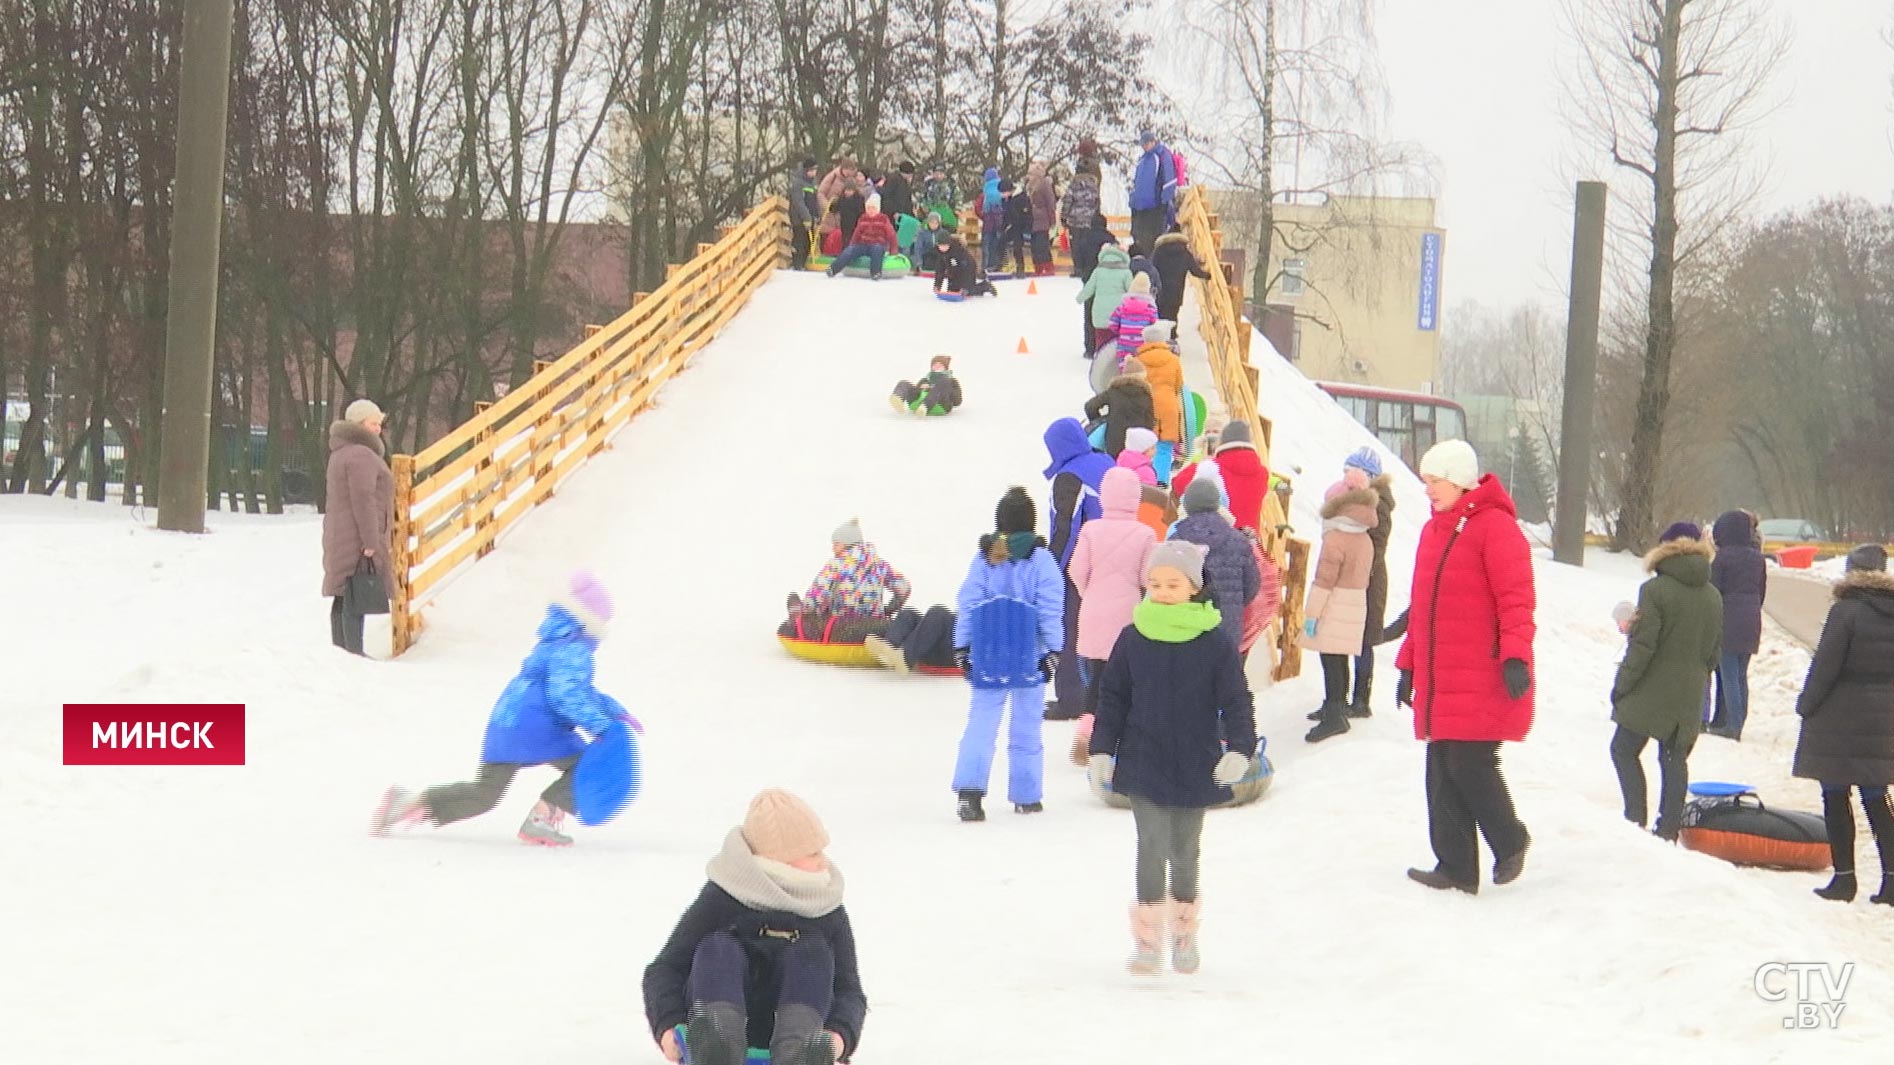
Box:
[1680,795,1830,871]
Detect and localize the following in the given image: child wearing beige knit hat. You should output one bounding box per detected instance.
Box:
[644,789,866,1065]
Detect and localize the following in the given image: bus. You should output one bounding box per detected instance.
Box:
[1316,382,1469,472]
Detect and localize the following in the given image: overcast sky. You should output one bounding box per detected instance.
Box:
[1371,1,1894,311]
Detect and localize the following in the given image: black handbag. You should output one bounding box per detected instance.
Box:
[345,556,390,616]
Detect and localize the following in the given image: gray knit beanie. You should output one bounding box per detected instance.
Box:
[1182,477,1222,515]
[1146,540,1206,588]
[831,518,863,546]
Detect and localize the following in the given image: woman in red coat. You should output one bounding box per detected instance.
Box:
[1395,439,1535,895]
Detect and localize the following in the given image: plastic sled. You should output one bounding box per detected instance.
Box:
[1680,793,1829,871]
[674,1025,770,1065]
[573,720,640,826]
[844,252,912,279]
[1093,746,1274,810]
[1688,781,1755,799]
[936,291,965,303]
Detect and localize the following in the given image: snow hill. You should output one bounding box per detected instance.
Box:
[5,270,1892,1064]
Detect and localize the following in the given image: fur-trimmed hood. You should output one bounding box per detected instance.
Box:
[1320,485,1380,526]
[1107,374,1152,394]
[1154,231,1190,250]
[1644,536,1713,587]
[328,419,385,457]
[1836,568,1894,613]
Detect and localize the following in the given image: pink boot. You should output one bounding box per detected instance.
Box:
[1171,899,1202,974]
[1127,902,1166,975]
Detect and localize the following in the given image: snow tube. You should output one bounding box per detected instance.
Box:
[844,253,912,279]
[778,634,964,677]
[1680,793,1829,871]
[1092,742,1275,810]
[573,720,640,826]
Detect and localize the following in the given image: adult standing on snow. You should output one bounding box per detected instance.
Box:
[1396,439,1535,895]
[1027,161,1058,276]
[878,161,915,222]
[1707,509,1766,740]
[788,157,821,271]
[1792,544,1894,906]
[322,398,394,656]
[1128,129,1177,251]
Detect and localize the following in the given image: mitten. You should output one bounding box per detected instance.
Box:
[1039,652,1058,683]
[1503,658,1531,700]
[1088,753,1115,789]
[953,646,972,672]
[1213,751,1248,785]
[1396,669,1414,708]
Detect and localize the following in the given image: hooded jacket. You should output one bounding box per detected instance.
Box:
[481,605,622,764]
[1792,568,1894,786]
[1710,509,1767,657]
[321,420,395,597]
[1395,475,1537,743]
[1151,232,1211,313]
[1132,341,1186,445]
[1172,510,1263,650]
[1068,468,1158,661]
[1077,246,1134,327]
[1109,296,1161,361]
[877,169,914,220]
[1611,537,1723,745]
[1084,375,1157,457]
[1043,418,1117,569]
[1027,164,1057,231]
[980,167,1003,225]
[1071,224,1120,283]
[1303,486,1380,657]
[1363,474,1397,643]
[801,543,911,618]
[1129,141,1177,212]
[1173,439,1271,535]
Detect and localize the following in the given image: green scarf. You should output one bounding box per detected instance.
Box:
[1132,599,1222,643]
[1005,531,1038,560]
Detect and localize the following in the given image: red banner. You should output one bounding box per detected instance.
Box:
[62,704,246,766]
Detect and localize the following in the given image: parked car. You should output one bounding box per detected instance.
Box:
[1757,518,1826,544]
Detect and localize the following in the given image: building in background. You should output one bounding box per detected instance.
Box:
[1211,192,1446,394]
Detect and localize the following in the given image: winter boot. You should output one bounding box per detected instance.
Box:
[1014,802,1044,814]
[770,1005,835,1065]
[1814,871,1857,902]
[518,800,574,847]
[863,634,908,674]
[370,785,430,837]
[887,391,909,414]
[1304,702,1351,743]
[1170,899,1202,974]
[1127,903,1167,975]
[1493,832,1531,885]
[684,1001,748,1065]
[1347,698,1373,719]
[1406,866,1477,895]
[956,789,986,823]
[1872,874,1894,906]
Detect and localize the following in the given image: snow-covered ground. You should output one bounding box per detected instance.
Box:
[5,270,1891,1064]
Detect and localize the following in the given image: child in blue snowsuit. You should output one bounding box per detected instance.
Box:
[951,487,1066,822]
[371,570,639,847]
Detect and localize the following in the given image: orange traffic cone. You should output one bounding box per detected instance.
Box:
[1017,336,1030,355]
[1026,279,1039,295]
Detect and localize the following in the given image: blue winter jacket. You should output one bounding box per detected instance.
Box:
[481,606,621,764]
[1129,143,1177,212]
[954,542,1066,690]
[1092,620,1256,808]
[1043,418,1116,569]
[981,168,1002,213]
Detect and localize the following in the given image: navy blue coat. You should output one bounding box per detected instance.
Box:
[643,883,867,1059]
[1171,512,1262,650]
[1091,621,1256,808]
[1711,510,1766,656]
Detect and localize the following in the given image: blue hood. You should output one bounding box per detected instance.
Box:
[1043,418,1099,478]
[538,604,594,644]
[1712,510,1755,549]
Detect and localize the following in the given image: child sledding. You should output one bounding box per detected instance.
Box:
[932,232,998,299]
[778,520,911,657]
[889,355,962,416]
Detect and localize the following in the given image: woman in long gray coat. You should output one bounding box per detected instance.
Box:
[1793,544,1894,906]
[322,399,395,655]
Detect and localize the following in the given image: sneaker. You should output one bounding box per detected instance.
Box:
[1013,802,1044,814]
[518,801,574,847]
[863,634,908,674]
[956,790,986,822]
[1407,866,1477,894]
[370,786,429,836]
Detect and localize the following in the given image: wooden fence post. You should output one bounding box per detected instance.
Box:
[390,454,416,654]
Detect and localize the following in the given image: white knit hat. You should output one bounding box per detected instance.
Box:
[831,518,863,546]
[1419,439,1480,490]
[1125,427,1159,454]
[345,398,384,425]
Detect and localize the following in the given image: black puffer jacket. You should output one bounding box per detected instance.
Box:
[1084,376,1157,457]
[1793,569,1894,787]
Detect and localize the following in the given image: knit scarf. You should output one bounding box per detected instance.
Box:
[1004,531,1038,560]
[706,828,846,919]
[1132,599,1222,643]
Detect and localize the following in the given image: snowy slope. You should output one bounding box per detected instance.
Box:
[5,270,1892,1065]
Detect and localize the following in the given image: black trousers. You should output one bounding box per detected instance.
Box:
[422,756,581,825]
[885,605,957,669]
[1052,578,1084,714]
[1822,784,1894,876]
[790,217,811,270]
[1353,648,1376,706]
[1131,207,1165,252]
[688,930,833,1054]
[1082,657,1107,718]
[1425,740,1528,886]
[330,596,365,656]
[1610,725,1694,837]
[1320,653,1350,705]
[1031,230,1052,268]
[1082,299,1097,357]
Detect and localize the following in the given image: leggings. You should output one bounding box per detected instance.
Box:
[1129,796,1205,904]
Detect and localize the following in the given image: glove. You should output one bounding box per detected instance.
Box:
[1088,753,1115,789]
[1503,658,1531,700]
[1213,751,1248,785]
[953,646,972,672]
[1396,669,1414,708]
[1039,652,1059,683]
[1304,617,1319,639]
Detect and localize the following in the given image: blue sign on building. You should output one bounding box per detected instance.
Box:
[1418,232,1442,332]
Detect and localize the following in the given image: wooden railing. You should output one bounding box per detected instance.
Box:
[1174,186,1311,681]
[387,198,790,653]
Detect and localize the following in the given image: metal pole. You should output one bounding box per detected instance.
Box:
[156,0,237,533]
[1553,181,1608,566]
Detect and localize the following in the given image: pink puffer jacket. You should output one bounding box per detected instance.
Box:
[1068,467,1157,661]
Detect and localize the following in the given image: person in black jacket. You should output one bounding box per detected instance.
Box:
[1084,358,1157,456]
[1071,213,1121,355]
[1002,178,1034,275]
[832,183,866,257]
[932,234,997,297]
[1793,544,1894,906]
[877,161,915,222]
[1151,232,1211,321]
[1090,541,1256,976]
[644,790,866,1065]
[789,158,820,271]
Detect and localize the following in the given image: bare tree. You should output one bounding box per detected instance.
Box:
[1563,0,1784,552]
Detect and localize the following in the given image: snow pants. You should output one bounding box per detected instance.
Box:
[1128,796,1205,904]
[423,755,581,825]
[687,930,834,1054]
[952,684,1045,804]
[1424,740,1528,887]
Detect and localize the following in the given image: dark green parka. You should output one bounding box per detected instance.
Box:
[1611,537,1723,745]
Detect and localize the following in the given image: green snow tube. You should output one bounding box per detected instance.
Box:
[844,253,912,279]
